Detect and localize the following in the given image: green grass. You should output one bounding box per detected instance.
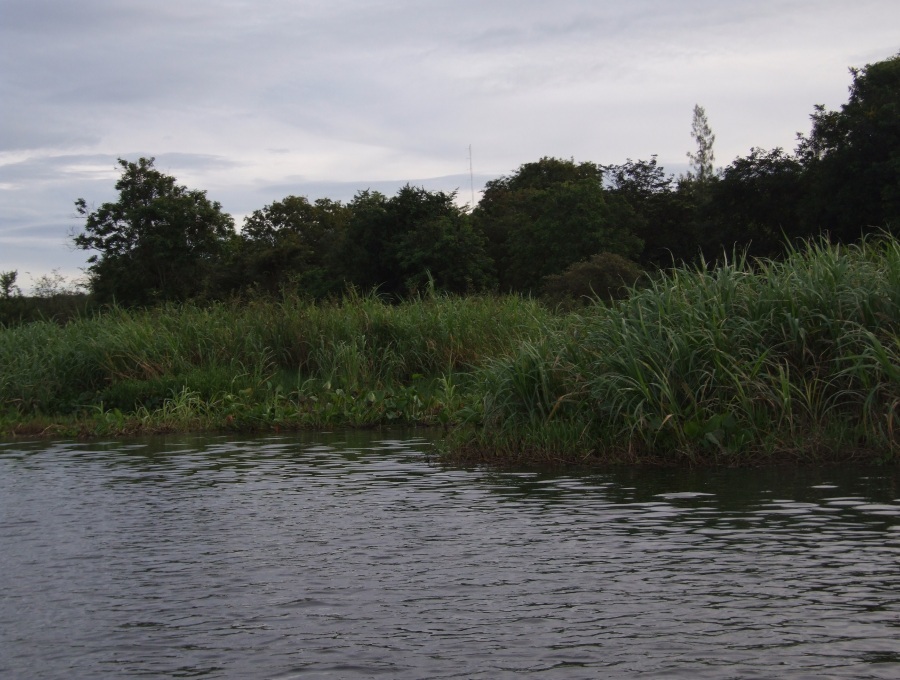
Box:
[450,235,900,465]
[3,236,900,467]
[0,290,552,435]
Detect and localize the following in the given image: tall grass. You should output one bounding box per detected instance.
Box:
[4,236,900,465]
[0,290,552,431]
[454,236,900,464]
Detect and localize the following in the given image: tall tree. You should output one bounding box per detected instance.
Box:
[686,104,716,183]
[473,157,643,292]
[338,185,494,296]
[676,105,722,264]
[232,195,349,297]
[796,52,900,239]
[73,158,235,305]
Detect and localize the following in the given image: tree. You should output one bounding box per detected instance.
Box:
[338,189,391,292]
[796,52,900,239]
[233,195,349,297]
[686,104,716,183]
[73,158,235,305]
[338,185,494,296]
[604,157,699,267]
[605,156,673,203]
[673,106,724,264]
[473,157,643,292]
[0,270,20,299]
[704,147,805,258]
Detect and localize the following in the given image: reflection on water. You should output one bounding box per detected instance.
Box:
[1,432,898,679]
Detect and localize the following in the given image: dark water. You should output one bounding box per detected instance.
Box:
[1,432,898,679]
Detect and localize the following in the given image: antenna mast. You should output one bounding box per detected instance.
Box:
[468,144,476,208]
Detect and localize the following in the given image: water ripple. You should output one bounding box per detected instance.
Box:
[0,432,898,679]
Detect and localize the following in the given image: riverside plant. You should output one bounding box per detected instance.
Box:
[0,290,553,435]
[33,375,464,438]
[451,235,900,465]
[4,237,900,465]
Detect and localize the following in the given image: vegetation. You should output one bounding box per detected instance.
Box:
[53,53,900,306]
[451,235,900,465]
[685,104,716,184]
[1,271,21,299]
[73,157,235,305]
[0,269,92,327]
[0,291,553,436]
[224,195,350,299]
[335,186,494,296]
[2,52,900,466]
[540,252,645,308]
[2,237,899,467]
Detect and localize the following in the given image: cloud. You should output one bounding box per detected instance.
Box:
[2,0,898,281]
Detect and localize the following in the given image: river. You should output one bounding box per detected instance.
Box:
[1,431,898,678]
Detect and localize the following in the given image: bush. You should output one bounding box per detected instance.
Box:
[541,252,644,307]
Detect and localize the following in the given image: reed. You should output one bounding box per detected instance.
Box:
[0,290,551,433]
[4,237,899,466]
[452,235,900,464]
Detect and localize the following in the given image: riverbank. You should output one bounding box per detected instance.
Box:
[2,237,899,466]
[0,291,553,437]
[452,236,900,466]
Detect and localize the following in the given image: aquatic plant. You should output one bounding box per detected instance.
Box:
[3,237,899,466]
[0,290,551,433]
[453,235,900,464]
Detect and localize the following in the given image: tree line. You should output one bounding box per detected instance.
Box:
[6,52,899,314]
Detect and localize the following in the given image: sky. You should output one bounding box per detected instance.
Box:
[1,0,898,293]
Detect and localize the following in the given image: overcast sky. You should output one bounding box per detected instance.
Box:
[1,0,897,292]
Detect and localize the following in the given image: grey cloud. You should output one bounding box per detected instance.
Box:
[143,153,241,174]
[2,0,149,36]
[3,0,898,281]
[1,158,82,184]
[0,118,102,152]
[0,153,235,185]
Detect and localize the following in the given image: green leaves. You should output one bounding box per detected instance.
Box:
[797,52,900,240]
[456,235,900,463]
[73,158,235,305]
[338,185,494,297]
[474,157,644,292]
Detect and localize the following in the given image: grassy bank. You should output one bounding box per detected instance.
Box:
[0,291,555,437]
[450,236,900,465]
[3,237,899,466]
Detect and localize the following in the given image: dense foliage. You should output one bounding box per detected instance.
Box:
[73,158,235,305]
[0,292,554,433]
[48,53,898,307]
[2,238,897,466]
[452,235,900,464]
[5,53,900,465]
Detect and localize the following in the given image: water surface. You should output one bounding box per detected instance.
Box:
[1,432,898,678]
